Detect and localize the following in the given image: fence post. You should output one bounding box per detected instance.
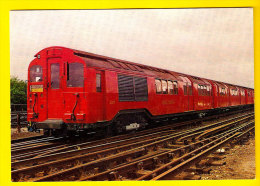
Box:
[17,113,21,133]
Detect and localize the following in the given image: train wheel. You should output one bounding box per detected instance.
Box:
[114,113,148,134]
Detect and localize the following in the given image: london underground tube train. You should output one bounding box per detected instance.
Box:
[27,46,254,136]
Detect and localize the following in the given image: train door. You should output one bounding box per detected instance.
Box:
[183,82,189,111]
[95,70,106,121]
[180,76,193,111]
[179,77,188,111]
[212,83,218,108]
[47,59,64,119]
[188,83,194,110]
[63,61,85,121]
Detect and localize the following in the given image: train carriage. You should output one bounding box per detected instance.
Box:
[27,46,254,135]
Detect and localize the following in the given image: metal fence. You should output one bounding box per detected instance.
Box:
[11,104,27,112]
[11,104,27,131]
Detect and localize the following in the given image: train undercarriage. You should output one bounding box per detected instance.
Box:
[28,104,254,137]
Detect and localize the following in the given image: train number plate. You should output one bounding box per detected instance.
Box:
[30,85,43,92]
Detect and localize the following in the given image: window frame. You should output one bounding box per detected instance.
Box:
[96,73,101,92]
[183,84,188,95]
[30,65,43,83]
[50,63,60,89]
[161,79,168,94]
[173,81,178,95]
[66,62,84,88]
[168,80,174,95]
[155,79,162,94]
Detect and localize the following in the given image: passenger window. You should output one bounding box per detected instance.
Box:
[96,73,101,92]
[183,85,187,95]
[50,63,60,89]
[30,65,43,82]
[67,63,84,87]
[155,79,162,94]
[188,85,192,95]
[173,81,178,95]
[168,80,173,94]
[207,86,210,96]
[162,80,167,94]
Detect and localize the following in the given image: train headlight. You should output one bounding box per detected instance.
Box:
[37,54,40,59]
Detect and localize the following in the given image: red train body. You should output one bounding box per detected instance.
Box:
[27,46,254,134]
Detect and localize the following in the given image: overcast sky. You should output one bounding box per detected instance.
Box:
[10,8,254,88]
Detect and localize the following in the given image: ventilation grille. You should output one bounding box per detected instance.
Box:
[118,74,148,102]
[134,77,148,101]
[118,75,134,101]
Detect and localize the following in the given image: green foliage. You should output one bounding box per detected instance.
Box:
[10,76,27,104]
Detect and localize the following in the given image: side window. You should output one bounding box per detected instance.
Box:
[30,65,43,82]
[67,63,84,87]
[168,80,173,95]
[162,80,167,94]
[96,73,101,92]
[50,63,60,89]
[198,85,201,95]
[173,81,178,95]
[207,86,210,96]
[155,79,162,94]
[183,84,188,95]
[222,88,225,95]
[188,85,192,95]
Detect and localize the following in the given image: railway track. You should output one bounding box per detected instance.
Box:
[11,107,252,157]
[11,110,254,181]
[11,108,252,162]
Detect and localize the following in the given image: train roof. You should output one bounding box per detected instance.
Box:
[35,46,254,90]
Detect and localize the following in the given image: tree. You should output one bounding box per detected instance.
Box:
[10,76,27,104]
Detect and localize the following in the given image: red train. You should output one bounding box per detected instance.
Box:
[27,46,254,135]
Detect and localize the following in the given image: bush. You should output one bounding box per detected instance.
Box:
[10,76,27,104]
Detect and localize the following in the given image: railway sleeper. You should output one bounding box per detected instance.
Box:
[172,172,201,180]
[185,166,212,174]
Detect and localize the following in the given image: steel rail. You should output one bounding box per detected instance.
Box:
[25,119,254,181]
[11,112,253,172]
[151,125,255,180]
[80,120,254,181]
[11,111,254,181]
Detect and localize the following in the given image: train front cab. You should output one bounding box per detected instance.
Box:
[27,47,89,132]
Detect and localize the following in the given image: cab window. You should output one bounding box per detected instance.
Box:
[30,65,43,82]
[50,63,60,89]
[67,63,84,87]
